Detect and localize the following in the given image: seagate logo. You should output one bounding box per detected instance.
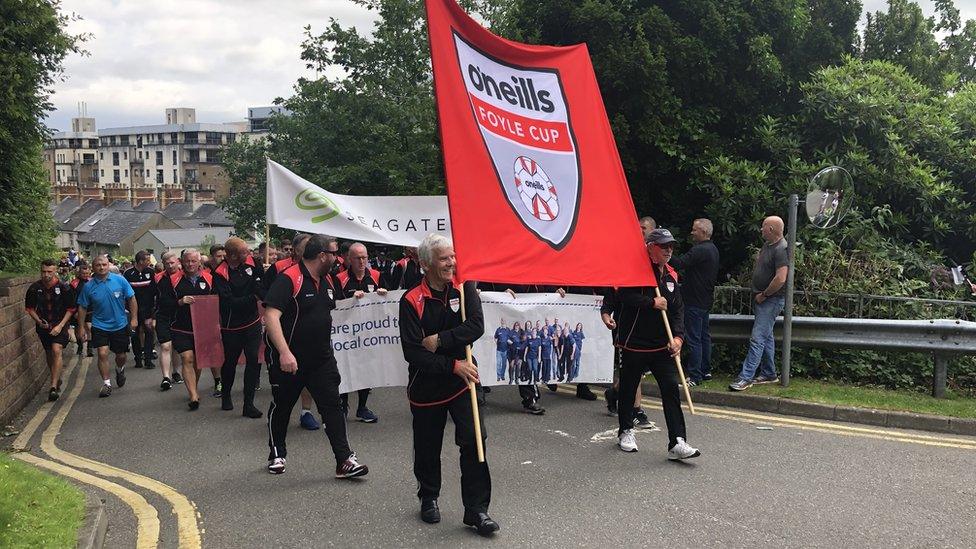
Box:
[295,189,340,223]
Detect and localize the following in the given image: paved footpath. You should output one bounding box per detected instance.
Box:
[7,351,976,548]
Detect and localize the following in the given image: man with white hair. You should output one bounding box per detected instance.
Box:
[671,218,720,386]
[399,233,497,536]
[157,249,217,410]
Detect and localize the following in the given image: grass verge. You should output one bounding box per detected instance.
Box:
[0,451,85,549]
[699,376,976,419]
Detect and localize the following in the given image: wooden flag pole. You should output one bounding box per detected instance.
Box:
[264,223,271,267]
[458,282,486,462]
[653,286,696,415]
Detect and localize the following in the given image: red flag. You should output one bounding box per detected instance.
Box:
[426,0,654,287]
[189,295,223,370]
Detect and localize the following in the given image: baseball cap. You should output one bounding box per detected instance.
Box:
[645,228,676,245]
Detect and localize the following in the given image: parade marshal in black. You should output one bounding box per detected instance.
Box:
[399,279,491,519]
[156,269,216,354]
[25,277,76,349]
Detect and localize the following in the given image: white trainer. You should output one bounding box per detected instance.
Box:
[268,457,286,474]
[667,437,701,460]
[618,429,638,452]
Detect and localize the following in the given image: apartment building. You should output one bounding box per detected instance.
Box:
[46,108,243,206]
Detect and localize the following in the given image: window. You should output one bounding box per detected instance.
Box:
[99,152,104,160]
[156,170,164,184]
[112,152,119,166]
[185,132,199,144]
[208,150,221,164]
[188,150,200,162]
[173,169,178,183]
[100,169,104,177]
[113,169,120,183]
[123,151,128,160]
[172,150,177,165]
[120,136,130,146]
[156,151,163,165]
[185,168,198,182]
[124,169,128,177]
[138,151,142,160]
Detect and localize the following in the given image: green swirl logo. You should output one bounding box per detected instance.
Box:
[295,189,340,223]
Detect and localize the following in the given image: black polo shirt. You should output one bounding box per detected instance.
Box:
[264,261,336,364]
[156,270,216,332]
[123,266,157,310]
[336,268,383,298]
[213,256,265,330]
[25,278,76,325]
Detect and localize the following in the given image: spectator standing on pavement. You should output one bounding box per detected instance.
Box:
[25,259,76,401]
[76,254,137,398]
[670,218,720,386]
[263,235,369,479]
[398,233,497,536]
[729,216,788,391]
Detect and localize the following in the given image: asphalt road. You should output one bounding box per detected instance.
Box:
[8,352,976,548]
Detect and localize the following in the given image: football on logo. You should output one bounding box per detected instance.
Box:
[513,156,559,222]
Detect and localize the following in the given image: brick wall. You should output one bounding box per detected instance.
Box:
[0,276,46,426]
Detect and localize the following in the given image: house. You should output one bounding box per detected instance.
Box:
[133,227,237,256]
[76,204,180,257]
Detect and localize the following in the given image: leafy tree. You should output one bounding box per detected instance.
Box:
[0,0,85,272]
[219,136,271,236]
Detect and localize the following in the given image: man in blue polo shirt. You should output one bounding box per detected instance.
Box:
[77,254,137,398]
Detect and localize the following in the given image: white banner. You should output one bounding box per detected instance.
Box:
[473,292,613,386]
[266,159,451,247]
[330,290,612,394]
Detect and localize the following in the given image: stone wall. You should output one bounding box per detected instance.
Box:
[0,276,46,427]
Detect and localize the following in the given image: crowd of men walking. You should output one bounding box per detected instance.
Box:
[25,213,793,536]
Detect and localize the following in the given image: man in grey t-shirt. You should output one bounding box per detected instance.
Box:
[730,216,789,391]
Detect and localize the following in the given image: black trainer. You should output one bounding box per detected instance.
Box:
[144,359,156,370]
[523,403,545,415]
[48,387,60,402]
[172,371,184,384]
[160,377,172,391]
[242,403,263,418]
[116,367,126,388]
[133,357,144,369]
[463,512,500,536]
[76,342,83,356]
[188,400,199,411]
[86,346,93,357]
[604,387,618,416]
[576,384,597,400]
[420,499,440,524]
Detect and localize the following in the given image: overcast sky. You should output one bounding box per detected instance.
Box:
[45,0,976,132]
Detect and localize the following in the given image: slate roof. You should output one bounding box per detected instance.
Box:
[134,200,159,212]
[189,203,234,226]
[53,198,81,224]
[161,202,195,219]
[61,200,106,232]
[78,211,158,246]
[145,227,235,248]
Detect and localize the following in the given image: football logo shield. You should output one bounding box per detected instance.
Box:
[453,33,581,249]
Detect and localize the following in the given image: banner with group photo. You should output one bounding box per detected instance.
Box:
[266,160,451,247]
[472,292,613,386]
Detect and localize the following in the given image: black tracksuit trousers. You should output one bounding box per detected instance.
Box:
[618,349,687,448]
[411,394,491,513]
[220,322,261,406]
[267,357,351,463]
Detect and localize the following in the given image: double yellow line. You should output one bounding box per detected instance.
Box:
[11,353,202,549]
[556,386,976,450]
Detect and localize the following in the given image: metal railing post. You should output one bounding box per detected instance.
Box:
[782,194,798,387]
[933,354,948,399]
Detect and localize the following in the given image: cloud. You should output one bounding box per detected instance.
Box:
[48,0,378,130]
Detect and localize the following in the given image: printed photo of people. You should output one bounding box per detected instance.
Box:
[492,317,586,384]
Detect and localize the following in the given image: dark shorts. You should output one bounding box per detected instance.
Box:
[36,327,69,350]
[91,327,130,354]
[137,306,155,323]
[172,331,195,354]
[155,316,172,344]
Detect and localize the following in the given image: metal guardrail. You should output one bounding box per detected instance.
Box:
[709,315,976,398]
[713,286,976,321]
